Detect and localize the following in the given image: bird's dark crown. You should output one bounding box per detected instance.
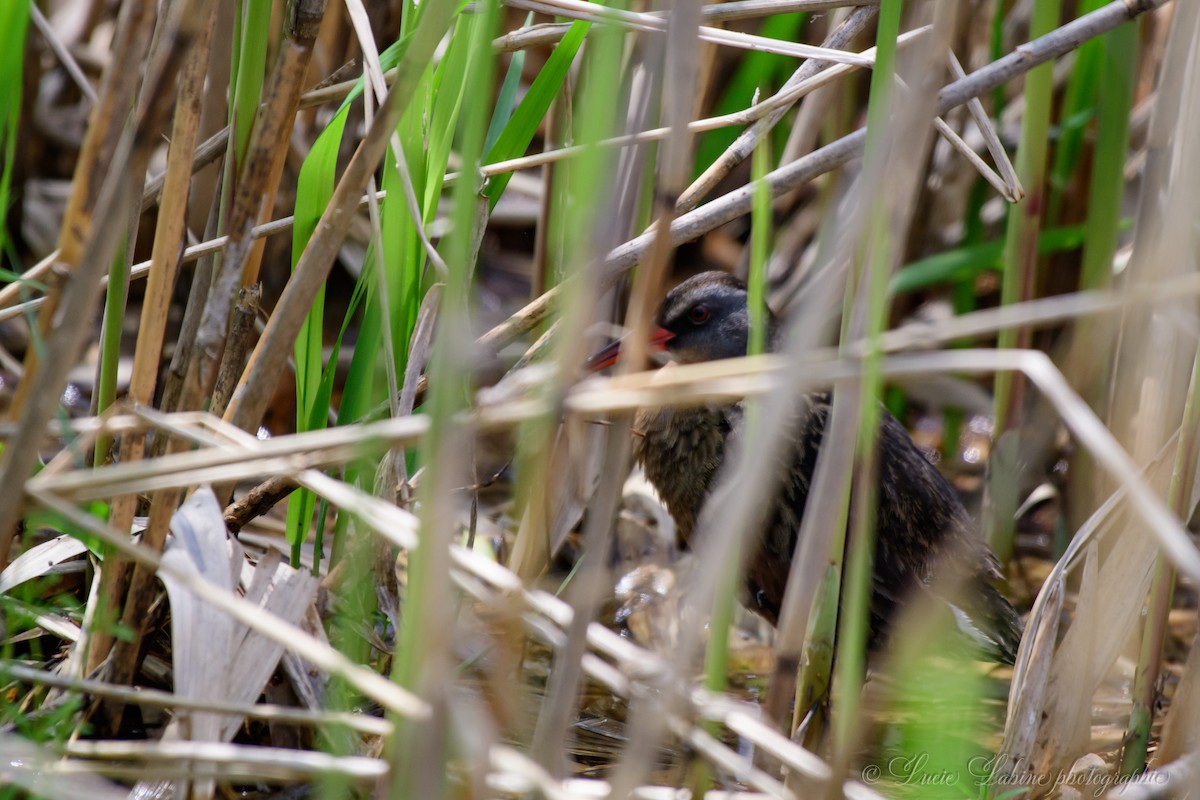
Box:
[657,271,775,364]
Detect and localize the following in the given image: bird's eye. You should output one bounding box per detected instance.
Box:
[688,304,710,324]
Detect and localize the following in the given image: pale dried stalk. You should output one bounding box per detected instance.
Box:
[36,345,1197,784]
[299,435,878,795]
[0,661,392,735]
[505,0,874,66]
[0,122,228,315]
[181,2,326,420]
[0,731,130,800]
[210,284,261,418]
[947,49,1022,199]
[30,5,98,105]
[525,30,686,771]
[63,740,387,781]
[1108,0,1200,774]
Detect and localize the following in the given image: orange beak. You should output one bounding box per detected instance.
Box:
[586,326,675,372]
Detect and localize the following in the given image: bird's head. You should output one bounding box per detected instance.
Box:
[587,271,767,370]
[654,271,754,364]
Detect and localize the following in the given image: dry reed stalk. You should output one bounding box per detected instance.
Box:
[223,475,298,533]
[83,0,219,677]
[21,345,1185,792]
[505,0,875,65]
[187,204,1161,527]
[725,0,954,768]
[9,0,156,389]
[0,731,131,800]
[3,0,1194,790]
[0,661,392,735]
[498,50,658,584]
[1157,623,1200,765]
[947,49,1022,199]
[187,414,880,795]
[0,0,160,565]
[0,122,229,317]
[180,0,327,420]
[62,739,388,783]
[618,0,703,375]
[486,22,923,176]
[0,23,901,328]
[529,127,558,299]
[237,3,329,290]
[1113,0,1200,775]
[29,5,98,105]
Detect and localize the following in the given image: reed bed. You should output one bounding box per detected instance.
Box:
[0,0,1197,798]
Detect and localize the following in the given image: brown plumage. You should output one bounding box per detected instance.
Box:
[594,271,1022,663]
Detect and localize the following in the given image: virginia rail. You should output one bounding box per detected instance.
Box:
[589,271,1022,663]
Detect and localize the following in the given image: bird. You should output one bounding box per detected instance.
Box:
[588,271,1022,663]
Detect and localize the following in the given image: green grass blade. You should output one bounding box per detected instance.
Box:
[391,0,498,794]
[424,15,479,215]
[483,15,531,156]
[484,20,590,208]
[0,0,31,262]
[284,109,350,558]
[834,0,903,758]
[230,0,272,169]
[285,24,431,557]
[1079,19,1137,294]
[993,0,1061,429]
[748,139,771,358]
[378,148,416,386]
[93,239,129,466]
[889,221,1127,295]
[1046,0,1107,224]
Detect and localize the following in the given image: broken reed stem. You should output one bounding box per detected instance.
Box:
[223,475,298,533]
[211,284,262,418]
